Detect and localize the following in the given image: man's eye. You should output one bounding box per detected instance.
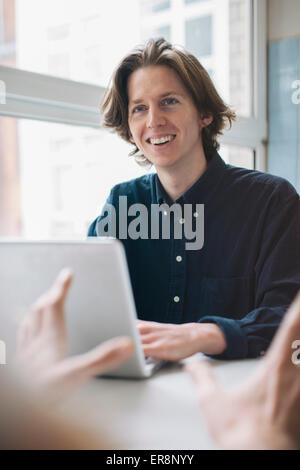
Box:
[133,105,145,113]
[162,97,177,105]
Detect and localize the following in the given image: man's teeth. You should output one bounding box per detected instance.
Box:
[150,135,174,145]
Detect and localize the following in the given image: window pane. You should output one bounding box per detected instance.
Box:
[185,16,212,57]
[220,144,255,170]
[155,25,171,42]
[0,0,143,87]
[185,0,206,5]
[152,0,171,12]
[141,0,171,14]
[140,0,252,117]
[0,116,145,238]
[0,0,252,116]
[228,0,251,116]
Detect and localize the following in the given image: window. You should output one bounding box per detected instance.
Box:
[84,45,102,83]
[140,0,255,119]
[141,0,171,14]
[185,15,212,57]
[0,0,143,87]
[48,52,70,79]
[0,116,145,238]
[152,0,171,12]
[185,0,205,4]
[221,145,255,170]
[47,24,70,42]
[1,0,258,116]
[155,25,171,42]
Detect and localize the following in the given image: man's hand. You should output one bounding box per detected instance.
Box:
[16,268,134,404]
[137,320,226,361]
[185,292,300,450]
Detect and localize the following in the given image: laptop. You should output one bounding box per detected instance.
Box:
[0,239,164,378]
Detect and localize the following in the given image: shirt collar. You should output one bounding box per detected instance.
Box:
[152,150,227,205]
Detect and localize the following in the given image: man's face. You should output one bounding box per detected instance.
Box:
[127,65,208,171]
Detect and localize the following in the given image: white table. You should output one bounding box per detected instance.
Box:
[65,355,260,450]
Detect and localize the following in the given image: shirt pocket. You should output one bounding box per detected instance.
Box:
[200,276,254,318]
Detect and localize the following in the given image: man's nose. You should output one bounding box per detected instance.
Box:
[146,106,166,128]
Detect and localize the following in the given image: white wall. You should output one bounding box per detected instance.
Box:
[268,0,300,41]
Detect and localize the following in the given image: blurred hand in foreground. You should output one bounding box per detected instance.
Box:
[186,292,300,450]
[15,268,134,404]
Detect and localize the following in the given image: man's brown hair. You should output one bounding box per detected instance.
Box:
[101,37,236,165]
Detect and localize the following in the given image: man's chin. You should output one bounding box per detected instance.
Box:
[146,154,179,169]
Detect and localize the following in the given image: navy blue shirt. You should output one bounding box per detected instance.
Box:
[88,151,300,360]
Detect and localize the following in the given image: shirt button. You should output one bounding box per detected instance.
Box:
[176,256,182,262]
[193,211,199,218]
[173,296,180,303]
[179,218,185,224]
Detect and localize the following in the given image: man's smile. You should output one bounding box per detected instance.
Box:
[146,134,177,148]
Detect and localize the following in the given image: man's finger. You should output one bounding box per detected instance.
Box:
[137,320,156,330]
[142,341,170,360]
[140,333,160,344]
[137,321,168,333]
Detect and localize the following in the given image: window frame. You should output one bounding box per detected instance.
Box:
[219,0,267,171]
[0,65,104,127]
[0,0,267,169]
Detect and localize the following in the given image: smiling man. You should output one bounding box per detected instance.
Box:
[127,65,211,200]
[88,38,300,361]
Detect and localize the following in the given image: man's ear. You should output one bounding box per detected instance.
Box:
[129,134,135,144]
[199,114,213,129]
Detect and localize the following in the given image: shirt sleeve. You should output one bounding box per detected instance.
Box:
[198,182,300,360]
